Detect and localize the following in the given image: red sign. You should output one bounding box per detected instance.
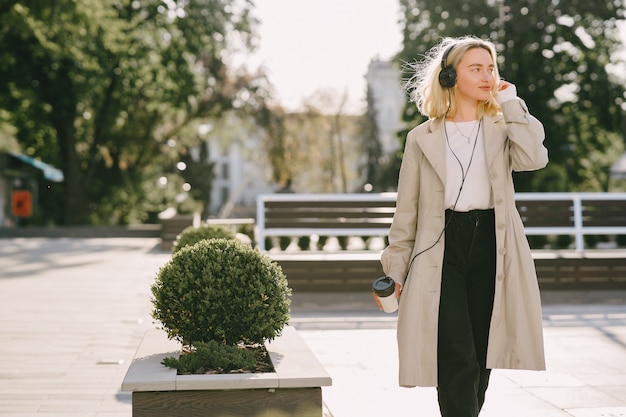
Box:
[12,190,32,217]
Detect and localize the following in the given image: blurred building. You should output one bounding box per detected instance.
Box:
[365,58,407,156]
[198,59,408,219]
[206,137,274,218]
[194,115,273,219]
[611,152,626,180]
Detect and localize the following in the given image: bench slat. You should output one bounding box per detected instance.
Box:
[515,200,574,227]
[265,211,395,218]
[263,227,390,237]
[265,221,392,230]
[582,200,626,227]
[264,201,396,209]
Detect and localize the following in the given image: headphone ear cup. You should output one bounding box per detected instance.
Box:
[439,67,457,88]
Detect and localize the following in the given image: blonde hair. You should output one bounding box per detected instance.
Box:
[405,36,502,119]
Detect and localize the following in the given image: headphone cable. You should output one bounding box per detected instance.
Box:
[401,97,482,283]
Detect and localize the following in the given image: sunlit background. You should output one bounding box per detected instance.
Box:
[1,0,626,228]
[252,0,403,113]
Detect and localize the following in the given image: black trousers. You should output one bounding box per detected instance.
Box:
[437,209,496,417]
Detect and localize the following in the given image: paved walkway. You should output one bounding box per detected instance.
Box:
[0,238,625,416]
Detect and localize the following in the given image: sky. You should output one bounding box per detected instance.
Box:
[250,0,404,113]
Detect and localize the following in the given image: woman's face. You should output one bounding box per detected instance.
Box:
[454,47,496,104]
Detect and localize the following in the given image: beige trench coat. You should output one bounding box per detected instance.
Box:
[381,98,548,388]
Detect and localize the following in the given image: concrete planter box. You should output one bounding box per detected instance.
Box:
[122,326,331,417]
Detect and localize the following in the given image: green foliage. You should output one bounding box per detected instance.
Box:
[161,340,257,375]
[172,224,237,254]
[527,235,549,250]
[297,235,311,251]
[237,223,256,244]
[555,234,574,250]
[263,105,367,193]
[151,238,291,346]
[358,82,392,192]
[528,234,576,250]
[0,113,19,153]
[397,0,626,192]
[178,141,215,218]
[0,0,263,224]
[278,236,291,250]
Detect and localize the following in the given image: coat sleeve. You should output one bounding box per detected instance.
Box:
[501,98,549,172]
[381,129,421,287]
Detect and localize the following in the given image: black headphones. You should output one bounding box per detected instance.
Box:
[438,44,457,88]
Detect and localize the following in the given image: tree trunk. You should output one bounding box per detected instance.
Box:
[54,106,87,225]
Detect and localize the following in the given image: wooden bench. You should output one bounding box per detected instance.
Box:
[256,193,396,251]
[256,193,626,291]
[158,212,200,250]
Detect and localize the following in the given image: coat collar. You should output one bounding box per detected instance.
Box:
[416,113,506,184]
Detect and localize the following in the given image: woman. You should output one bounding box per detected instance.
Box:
[375,36,548,417]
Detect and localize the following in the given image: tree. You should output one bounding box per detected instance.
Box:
[0,0,262,224]
[358,85,384,191]
[0,111,19,153]
[256,104,291,188]
[256,88,366,194]
[396,0,625,192]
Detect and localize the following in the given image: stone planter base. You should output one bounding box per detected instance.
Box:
[132,387,322,417]
[122,326,331,417]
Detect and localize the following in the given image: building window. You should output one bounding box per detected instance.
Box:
[221,187,229,205]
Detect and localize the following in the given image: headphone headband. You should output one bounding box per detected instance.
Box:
[441,44,455,70]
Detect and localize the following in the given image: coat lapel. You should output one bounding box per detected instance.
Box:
[483,113,506,169]
[416,118,447,185]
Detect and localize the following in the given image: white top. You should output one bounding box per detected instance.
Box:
[443,84,519,211]
[444,120,492,211]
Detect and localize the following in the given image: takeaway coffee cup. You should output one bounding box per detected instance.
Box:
[372,276,398,313]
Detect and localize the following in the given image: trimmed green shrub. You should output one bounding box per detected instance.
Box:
[584,234,601,249]
[237,223,255,244]
[151,238,291,346]
[161,341,257,374]
[554,234,574,249]
[297,235,311,251]
[527,235,548,249]
[172,224,236,254]
[279,236,291,250]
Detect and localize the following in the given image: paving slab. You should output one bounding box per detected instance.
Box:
[0,237,625,417]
